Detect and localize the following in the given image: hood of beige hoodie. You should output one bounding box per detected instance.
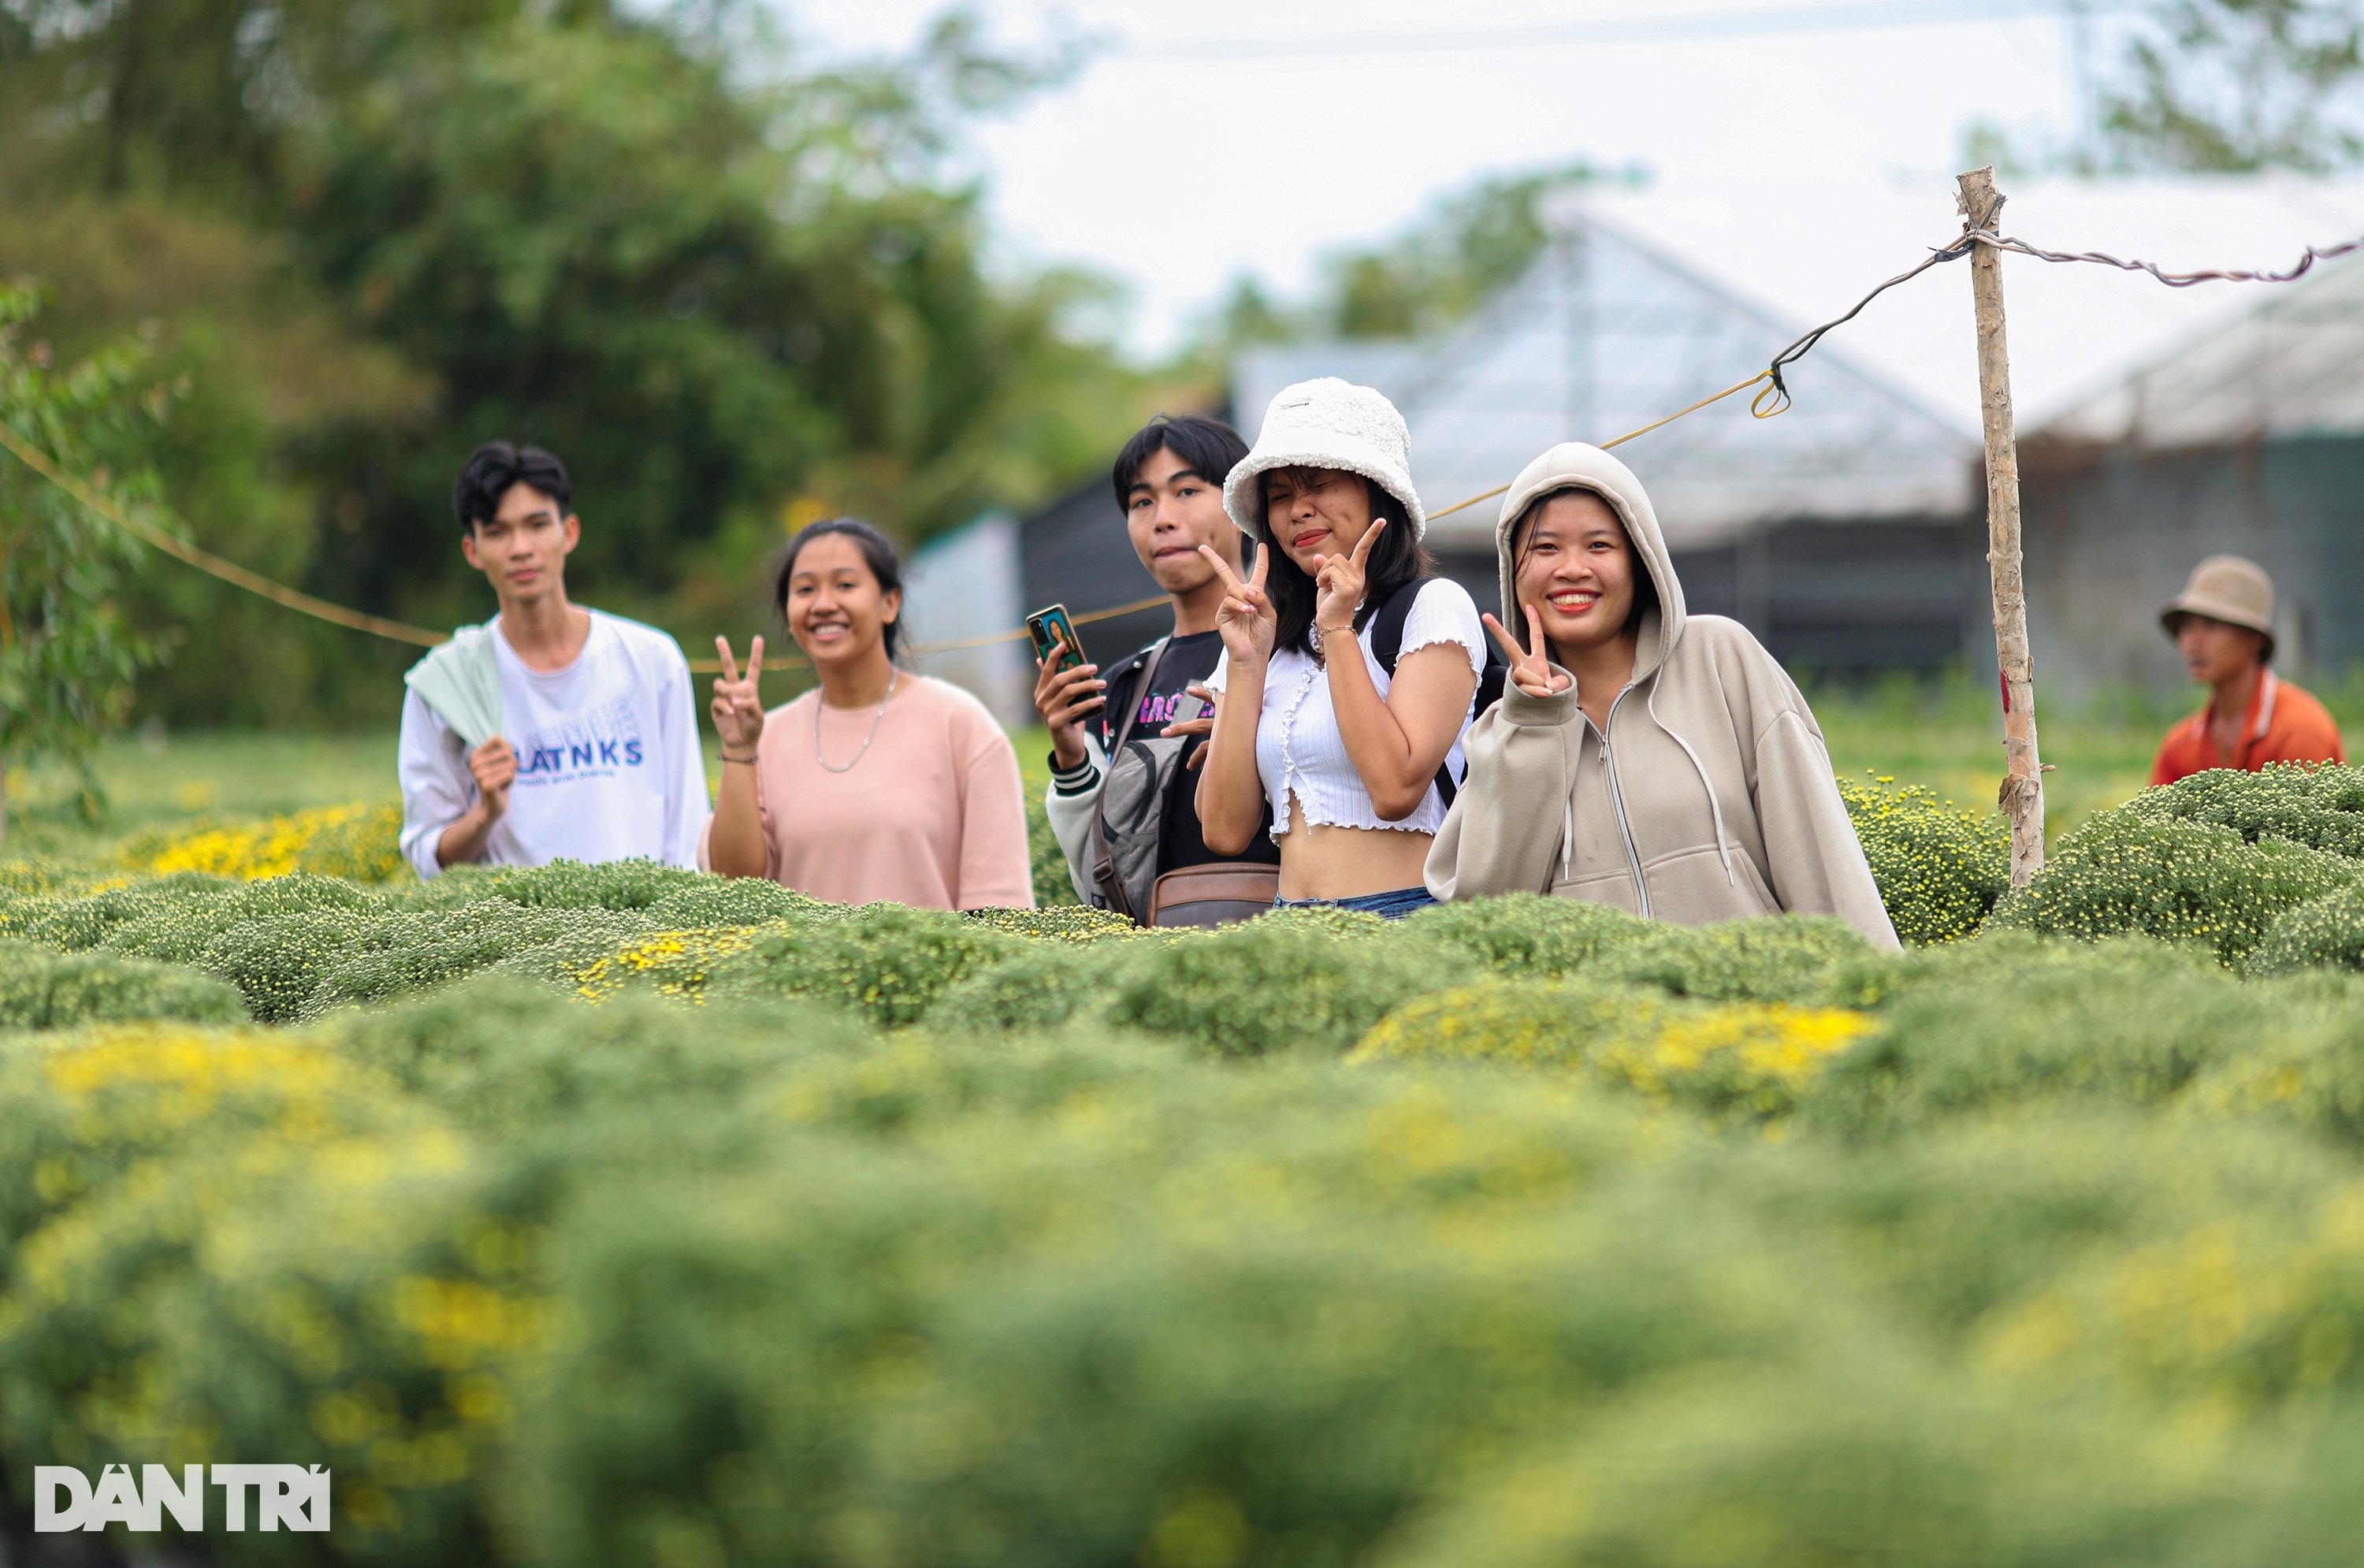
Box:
[1442,439,1898,949]
[1493,442,1685,682]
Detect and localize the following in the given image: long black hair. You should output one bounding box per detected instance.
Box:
[775,518,905,660]
[1264,475,1433,656]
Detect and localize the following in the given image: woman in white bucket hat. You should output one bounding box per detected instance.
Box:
[1194,377,1485,917]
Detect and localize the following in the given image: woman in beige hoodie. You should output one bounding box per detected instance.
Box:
[1424,443,1899,949]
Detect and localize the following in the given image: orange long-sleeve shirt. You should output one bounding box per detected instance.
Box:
[2150,670,2346,786]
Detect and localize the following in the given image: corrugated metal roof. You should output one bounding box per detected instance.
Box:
[1238,201,1978,548]
[2039,252,2364,446]
[1232,173,2364,544]
[1568,173,2364,436]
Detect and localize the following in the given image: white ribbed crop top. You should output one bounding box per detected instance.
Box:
[1207,578,1485,840]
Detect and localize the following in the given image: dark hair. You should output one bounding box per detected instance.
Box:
[1508,489,1658,650]
[775,518,906,660]
[453,440,571,534]
[1111,414,1250,510]
[1265,474,1433,656]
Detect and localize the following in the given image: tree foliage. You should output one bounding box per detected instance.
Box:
[1195,160,1641,359]
[0,2,1140,724]
[2105,0,2364,171]
[0,284,169,830]
[1964,0,2364,174]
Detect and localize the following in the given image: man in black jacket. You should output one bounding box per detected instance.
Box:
[1035,414,1280,903]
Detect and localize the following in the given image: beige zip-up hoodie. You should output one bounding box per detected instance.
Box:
[1424,443,1900,950]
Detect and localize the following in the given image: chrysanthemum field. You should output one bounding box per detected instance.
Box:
[7,766,2364,1563]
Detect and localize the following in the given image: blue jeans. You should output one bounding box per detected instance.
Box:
[1273,886,1438,920]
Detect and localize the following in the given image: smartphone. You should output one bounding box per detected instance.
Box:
[1026,604,1086,673]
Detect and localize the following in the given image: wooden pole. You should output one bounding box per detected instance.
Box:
[1958,165,2046,884]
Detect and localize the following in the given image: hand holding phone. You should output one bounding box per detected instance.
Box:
[1028,603,1103,770]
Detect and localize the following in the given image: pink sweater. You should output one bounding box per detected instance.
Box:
[701,674,1034,910]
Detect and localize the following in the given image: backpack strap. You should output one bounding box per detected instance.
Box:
[1369,578,1423,678]
[1368,579,1477,808]
[1087,636,1167,920]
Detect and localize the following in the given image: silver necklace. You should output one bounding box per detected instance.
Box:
[814,668,898,772]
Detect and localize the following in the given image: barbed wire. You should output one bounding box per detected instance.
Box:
[1968,205,2364,287]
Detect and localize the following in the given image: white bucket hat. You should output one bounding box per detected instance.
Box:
[1223,377,1426,545]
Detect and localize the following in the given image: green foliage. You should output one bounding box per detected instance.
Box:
[2121,761,2364,856]
[1198,160,1647,352]
[964,903,1141,942]
[2103,0,2364,173]
[1,7,1146,723]
[1403,890,1663,976]
[302,903,663,1021]
[697,905,1024,1027]
[0,870,237,949]
[0,284,169,818]
[117,801,409,882]
[331,974,862,1135]
[1801,936,2300,1134]
[1352,976,1669,1068]
[1987,809,2359,963]
[1029,787,1081,907]
[1838,773,2010,944]
[0,938,244,1028]
[925,938,1138,1033]
[1107,909,1459,1056]
[501,1053,1730,1568]
[0,1024,515,1560]
[9,838,2364,1559]
[479,857,716,912]
[1596,914,1879,1005]
[1385,1367,2207,1568]
[2247,882,2364,975]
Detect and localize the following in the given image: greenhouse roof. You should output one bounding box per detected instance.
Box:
[1574,173,2364,444]
[1236,173,2364,548]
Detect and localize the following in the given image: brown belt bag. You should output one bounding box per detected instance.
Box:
[1147,862,1280,928]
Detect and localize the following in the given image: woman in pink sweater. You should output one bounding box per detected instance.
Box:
[702,519,1034,910]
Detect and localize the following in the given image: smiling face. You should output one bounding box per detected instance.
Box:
[1514,489,1641,659]
[1127,445,1240,593]
[462,481,578,606]
[783,533,900,670]
[1263,466,1377,575]
[2173,612,2268,688]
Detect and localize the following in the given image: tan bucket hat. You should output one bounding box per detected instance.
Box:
[2161,555,2276,660]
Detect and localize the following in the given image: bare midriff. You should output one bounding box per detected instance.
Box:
[1273,793,1434,901]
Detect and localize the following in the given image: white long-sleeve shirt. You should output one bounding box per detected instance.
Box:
[398,609,710,878]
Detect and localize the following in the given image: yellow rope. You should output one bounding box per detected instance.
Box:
[2,364,1786,673]
[1422,369,1779,526]
[682,592,1173,672]
[0,418,448,646]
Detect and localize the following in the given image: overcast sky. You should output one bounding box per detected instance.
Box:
[792,1,2108,359]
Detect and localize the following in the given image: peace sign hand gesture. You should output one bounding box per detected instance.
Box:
[1483,604,1573,700]
[711,635,768,752]
[1199,542,1277,667]
[1310,517,1383,636]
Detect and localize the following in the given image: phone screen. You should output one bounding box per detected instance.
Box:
[1027,605,1084,673]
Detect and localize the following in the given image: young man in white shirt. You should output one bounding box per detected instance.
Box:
[396,440,709,877]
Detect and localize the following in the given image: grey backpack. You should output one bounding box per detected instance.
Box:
[1087,639,1195,921]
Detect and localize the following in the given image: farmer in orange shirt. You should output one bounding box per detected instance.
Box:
[2150,555,2344,786]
